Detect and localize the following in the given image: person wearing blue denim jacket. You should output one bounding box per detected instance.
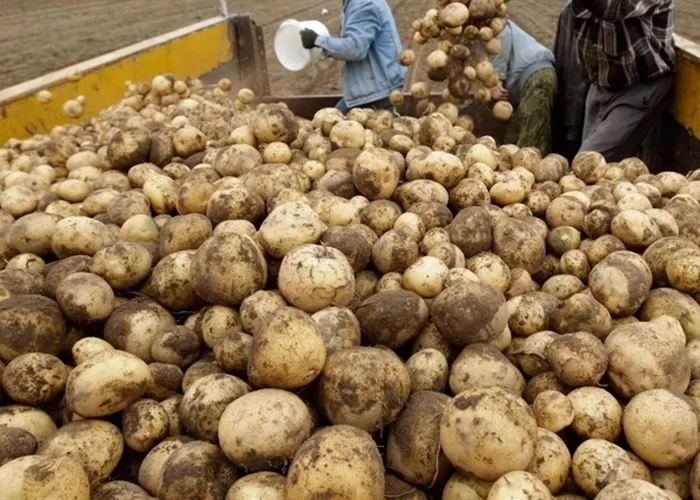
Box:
[300,0,407,114]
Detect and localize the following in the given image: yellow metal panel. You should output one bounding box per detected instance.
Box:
[671,36,700,140]
[0,20,231,143]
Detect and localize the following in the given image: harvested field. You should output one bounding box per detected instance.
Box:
[1,0,699,92]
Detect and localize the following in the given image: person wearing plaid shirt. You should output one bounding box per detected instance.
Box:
[571,0,675,162]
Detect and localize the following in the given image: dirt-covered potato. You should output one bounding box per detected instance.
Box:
[191,232,267,306]
[239,290,287,336]
[406,349,448,393]
[65,349,151,417]
[226,471,286,500]
[623,389,699,468]
[320,226,372,272]
[158,440,238,500]
[194,305,243,349]
[0,454,90,500]
[150,326,201,368]
[605,318,690,399]
[493,216,546,274]
[432,281,509,346]
[552,291,613,339]
[157,214,212,257]
[0,427,37,465]
[533,390,575,432]
[104,298,175,362]
[386,391,451,488]
[51,216,115,258]
[640,287,700,342]
[286,425,385,500]
[147,362,184,401]
[38,419,124,483]
[0,295,67,363]
[588,250,652,317]
[651,467,690,500]
[643,237,699,285]
[278,244,354,313]
[466,252,510,292]
[571,439,651,497]
[448,206,492,258]
[596,479,677,500]
[248,306,326,389]
[6,212,61,256]
[318,346,410,432]
[257,201,326,258]
[450,344,525,396]
[311,306,361,354]
[120,398,170,452]
[440,387,537,481]
[508,292,561,337]
[442,471,493,500]
[546,194,587,230]
[141,250,203,311]
[361,200,403,236]
[354,290,429,348]
[372,229,420,273]
[567,387,622,441]
[138,437,193,496]
[1,353,68,405]
[218,388,311,472]
[55,271,115,322]
[546,332,607,387]
[507,331,557,377]
[353,147,402,200]
[92,481,154,500]
[611,209,662,248]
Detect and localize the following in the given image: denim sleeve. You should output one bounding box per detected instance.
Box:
[315,2,382,62]
[491,26,512,81]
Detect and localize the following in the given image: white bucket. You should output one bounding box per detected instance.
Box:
[274,19,330,72]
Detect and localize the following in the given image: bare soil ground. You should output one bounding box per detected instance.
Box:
[2,0,699,93]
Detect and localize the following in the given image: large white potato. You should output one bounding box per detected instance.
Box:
[0,455,90,500]
[257,201,326,258]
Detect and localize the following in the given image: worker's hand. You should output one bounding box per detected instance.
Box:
[300,29,319,50]
[491,82,509,101]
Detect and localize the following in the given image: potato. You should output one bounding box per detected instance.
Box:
[157,214,212,257]
[248,306,326,389]
[354,289,429,348]
[92,481,153,500]
[623,389,699,468]
[51,216,115,257]
[586,250,652,317]
[442,471,493,500]
[431,281,509,346]
[104,298,175,362]
[552,291,613,339]
[546,195,587,230]
[586,234,626,266]
[466,252,510,292]
[610,209,662,247]
[508,292,561,337]
[119,214,159,244]
[318,346,410,432]
[545,332,607,387]
[120,399,170,452]
[666,247,700,294]
[643,237,699,285]
[493,216,546,274]
[353,147,401,200]
[139,436,193,495]
[450,343,525,395]
[448,207,492,258]
[507,331,556,377]
[0,405,57,444]
[38,419,123,483]
[596,479,677,500]
[320,226,372,272]
[440,387,538,481]
[571,439,651,497]
[141,250,203,311]
[191,233,267,306]
[226,471,286,500]
[194,305,243,349]
[372,229,420,273]
[2,353,68,405]
[0,295,67,363]
[487,470,552,499]
[406,349,448,393]
[253,104,298,144]
[567,387,622,441]
[218,388,311,472]
[541,275,586,300]
[239,290,287,336]
[70,337,113,365]
[176,178,216,214]
[159,440,238,500]
[533,390,575,432]
[278,245,354,313]
[605,319,690,399]
[65,349,151,417]
[640,288,700,342]
[146,362,184,401]
[6,212,61,256]
[55,271,114,322]
[0,427,37,465]
[286,425,385,499]
[361,200,402,236]
[0,455,90,500]
[651,467,691,500]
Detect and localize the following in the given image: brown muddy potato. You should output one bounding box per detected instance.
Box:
[440,386,538,481]
[448,206,493,258]
[121,399,170,453]
[406,349,449,393]
[507,331,557,377]
[352,148,402,200]
[541,274,586,300]
[56,271,115,322]
[643,237,699,285]
[212,332,252,376]
[354,289,429,348]
[411,323,455,362]
[450,344,525,396]
[226,471,286,500]
[147,363,184,401]
[394,179,449,212]
[523,372,571,404]
[104,298,176,362]
[493,216,546,274]
[66,349,151,417]
[624,389,699,469]
[38,419,124,483]
[408,201,454,230]
[141,250,203,311]
[2,353,68,405]
[239,291,286,336]
[320,226,372,272]
[546,332,608,387]
[43,255,91,298]
[182,360,223,392]
[205,184,265,226]
[89,241,153,290]
[361,199,403,236]
[107,189,151,225]
[138,437,194,496]
[559,249,590,281]
[151,326,201,368]
[571,439,651,497]
[195,305,243,349]
[586,234,626,266]
[158,214,212,256]
[159,440,238,500]
[431,281,509,346]
[0,295,67,363]
[505,268,539,299]
[0,268,44,297]
[605,318,690,399]
[552,291,613,340]
[651,467,690,500]
[386,391,452,488]
[218,388,312,472]
[107,128,151,171]
[0,426,37,465]
[0,454,90,499]
[180,373,250,442]
[532,390,575,433]
[371,229,420,273]
[191,233,267,306]
[507,292,561,337]
[92,481,153,500]
[588,250,653,317]
[311,306,361,355]
[568,387,623,441]
[318,346,410,432]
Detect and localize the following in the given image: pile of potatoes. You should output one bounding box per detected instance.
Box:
[4,59,700,500]
[395,0,513,121]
